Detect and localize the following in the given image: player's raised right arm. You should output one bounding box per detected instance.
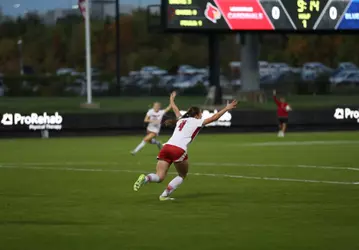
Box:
[170,92,181,119]
[203,100,237,126]
[273,89,280,106]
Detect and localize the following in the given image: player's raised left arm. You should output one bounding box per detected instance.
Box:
[163,104,172,113]
[203,100,237,126]
[273,89,280,106]
[170,92,181,119]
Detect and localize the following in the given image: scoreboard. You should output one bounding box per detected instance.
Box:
[164,0,359,31]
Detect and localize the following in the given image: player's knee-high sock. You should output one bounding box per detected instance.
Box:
[150,138,162,146]
[132,141,146,153]
[150,138,159,144]
[145,173,160,183]
[160,176,184,197]
[150,138,162,149]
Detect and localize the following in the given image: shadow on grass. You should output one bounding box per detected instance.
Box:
[175,192,226,200]
[129,192,229,204]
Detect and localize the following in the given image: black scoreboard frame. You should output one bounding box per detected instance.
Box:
[160,0,359,34]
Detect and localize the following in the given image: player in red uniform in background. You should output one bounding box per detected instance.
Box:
[133,92,238,201]
[273,89,292,137]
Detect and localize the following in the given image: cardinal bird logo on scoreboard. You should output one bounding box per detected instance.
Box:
[205,2,221,23]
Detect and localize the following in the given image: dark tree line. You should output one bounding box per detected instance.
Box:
[1,9,359,76]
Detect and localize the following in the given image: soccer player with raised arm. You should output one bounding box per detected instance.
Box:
[273,89,292,137]
[133,92,237,200]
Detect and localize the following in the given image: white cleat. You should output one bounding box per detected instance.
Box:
[277,131,285,137]
[159,196,175,201]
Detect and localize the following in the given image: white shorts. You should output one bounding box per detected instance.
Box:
[147,126,160,135]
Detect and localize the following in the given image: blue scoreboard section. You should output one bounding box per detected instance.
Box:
[337,0,359,29]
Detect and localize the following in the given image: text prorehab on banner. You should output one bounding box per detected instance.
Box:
[164,0,359,31]
[1,112,63,130]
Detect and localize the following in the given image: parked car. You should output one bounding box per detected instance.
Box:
[140,66,167,78]
[330,70,359,84]
[331,62,358,78]
[159,75,176,90]
[338,62,358,71]
[128,71,140,77]
[172,74,198,89]
[260,74,275,85]
[301,62,333,81]
[56,68,76,75]
[291,67,302,73]
[191,74,209,87]
[172,73,212,89]
[269,63,292,74]
[178,65,197,75]
[65,79,109,96]
[196,68,208,75]
[330,71,359,86]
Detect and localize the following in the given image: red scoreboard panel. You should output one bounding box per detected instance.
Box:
[164,0,359,31]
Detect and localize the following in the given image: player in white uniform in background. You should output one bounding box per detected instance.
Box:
[131,102,171,155]
[133,92,237,200]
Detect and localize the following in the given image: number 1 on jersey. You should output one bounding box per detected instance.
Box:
[178,120,187,131]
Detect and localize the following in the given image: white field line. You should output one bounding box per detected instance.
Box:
[0,164,358,186]
[193,162,359,172]
[2,161,358,172]
[232,140,359,147]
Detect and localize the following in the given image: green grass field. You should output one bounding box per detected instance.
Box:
[0,95,358,113]
[1,131,359,250]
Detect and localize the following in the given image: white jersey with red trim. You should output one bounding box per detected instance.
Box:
[146,109,166,134]
[165,117,204,151]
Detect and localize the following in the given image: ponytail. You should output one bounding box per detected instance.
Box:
[164,119,177,127]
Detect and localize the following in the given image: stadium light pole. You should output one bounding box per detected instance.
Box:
[78,0,93,105]
[79,0,94,104]
[115,0,120,89]
[85,0,93,104]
